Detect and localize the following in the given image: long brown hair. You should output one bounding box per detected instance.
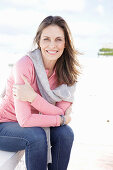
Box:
[33,16,81,86]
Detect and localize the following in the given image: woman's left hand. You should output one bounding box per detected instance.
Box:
[12,75,37,102]
[64,104,72,124]
[65,104,72,115]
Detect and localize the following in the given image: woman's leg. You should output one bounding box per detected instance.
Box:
[0,122,47,170]
[48,125,74,170]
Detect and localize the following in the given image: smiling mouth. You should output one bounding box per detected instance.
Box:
[46,50,58,54]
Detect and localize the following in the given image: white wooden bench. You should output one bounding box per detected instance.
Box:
[0,150,25,170]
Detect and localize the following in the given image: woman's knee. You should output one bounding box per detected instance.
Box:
[25,127,47,156]
[61,125,74,143]
[23,127,47,146]
[51,125,74,145]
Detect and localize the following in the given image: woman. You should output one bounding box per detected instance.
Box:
[0,16,80,170]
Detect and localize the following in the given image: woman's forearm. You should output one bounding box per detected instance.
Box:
[31,93,65,115]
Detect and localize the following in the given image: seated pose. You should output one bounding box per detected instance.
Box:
[0,16,80,170]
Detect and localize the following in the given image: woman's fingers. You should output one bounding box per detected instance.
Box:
[12,75,35,102]
[65,104,72,115]
[21,75,30,85]
[12,85,20,96]
[65,115,71,124]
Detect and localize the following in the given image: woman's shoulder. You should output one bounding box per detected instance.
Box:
[15,55,33,68]
[13,55,35,77]
[12,54,36,83]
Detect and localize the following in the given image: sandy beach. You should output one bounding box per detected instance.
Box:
[67,56,113,170]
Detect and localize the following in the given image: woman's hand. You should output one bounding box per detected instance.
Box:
[60,104,72,125]
[65,104,72,124]
[65,104,72,116]
[13,75,37,102]
[60,114,71,126]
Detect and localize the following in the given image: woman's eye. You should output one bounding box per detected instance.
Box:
[57,39,62,41]
[43,38,49,41]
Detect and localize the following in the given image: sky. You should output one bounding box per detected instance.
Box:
[0,0,113,66]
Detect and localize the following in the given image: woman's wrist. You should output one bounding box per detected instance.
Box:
[60,115,66,126]
[60,116,63,125]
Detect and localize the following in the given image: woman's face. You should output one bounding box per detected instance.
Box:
[39,25,65,62]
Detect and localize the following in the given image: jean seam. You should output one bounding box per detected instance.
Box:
[56,137,61,170]
[27,143,30,170]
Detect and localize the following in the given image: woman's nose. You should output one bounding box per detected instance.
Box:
[49,41,56,48]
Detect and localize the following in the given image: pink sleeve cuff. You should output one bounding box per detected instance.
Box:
[56,115,60,126]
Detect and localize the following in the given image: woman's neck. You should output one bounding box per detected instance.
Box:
[43,59,56,72]
[42,59,55,78]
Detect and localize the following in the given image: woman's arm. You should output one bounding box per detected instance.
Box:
[14,98,60,127]
[13,75,73,116]
[13,56,66,114]
[13,56,61,127]
[13,70,72,116]
[56,100,72,113]
[13,74,65,116]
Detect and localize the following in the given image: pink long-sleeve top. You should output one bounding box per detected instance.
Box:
[0,55,71,127]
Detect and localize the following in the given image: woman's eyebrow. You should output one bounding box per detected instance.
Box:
[56,36,65,39]
[43,36,49,37]
[43,36,64,39]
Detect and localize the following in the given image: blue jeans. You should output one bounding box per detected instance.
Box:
[0,122,74,170]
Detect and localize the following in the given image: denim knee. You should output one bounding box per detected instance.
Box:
[61,125,74,144]
[24,127,47,147]
[53,125,74,146]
